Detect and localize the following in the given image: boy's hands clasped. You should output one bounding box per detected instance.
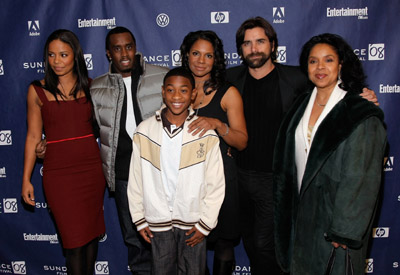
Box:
[139,226,205,247]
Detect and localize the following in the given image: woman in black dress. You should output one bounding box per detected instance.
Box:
[180,30,248,274]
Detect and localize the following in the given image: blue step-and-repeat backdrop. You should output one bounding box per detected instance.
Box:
[0,0,399,274]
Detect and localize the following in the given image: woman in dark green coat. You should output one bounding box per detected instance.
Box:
[273,33,386,274]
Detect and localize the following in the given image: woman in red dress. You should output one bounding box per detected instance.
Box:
[22,29,106,275]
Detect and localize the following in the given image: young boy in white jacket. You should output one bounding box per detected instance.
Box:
[127,67,225,274]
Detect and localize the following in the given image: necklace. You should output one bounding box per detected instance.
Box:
[59,81,77,100]
[194,93,206,116]
[315,99,326,107]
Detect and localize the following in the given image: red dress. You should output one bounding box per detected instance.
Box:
[34,85,105,249]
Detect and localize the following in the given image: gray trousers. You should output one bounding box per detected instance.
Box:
[151,228,206,275]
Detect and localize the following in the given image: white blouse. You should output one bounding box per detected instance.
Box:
[295,81,347,192]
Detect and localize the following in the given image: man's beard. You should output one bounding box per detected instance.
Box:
[111,63,134,75]
[243,52,270,69]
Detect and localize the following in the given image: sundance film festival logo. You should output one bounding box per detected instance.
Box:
[23,61,45,74]
[28,20,40,36]
[0,59,4,75]
[225,52,241,66]
[211,12,229,24]
[156,13,169,27]
[372,227,389,238]
[384,156,394,172]
[12,261,26,275]
[365,259,373,273]
[3,198,18,213]
[368,44,385,60]
[44,265,67,272]
[273,7,285,23]
[171,50,181,66]
[0,130,12,145]
[235,265,251,273]
[276,46,287,63]
[95,261,109,274]
[84,54,93,71]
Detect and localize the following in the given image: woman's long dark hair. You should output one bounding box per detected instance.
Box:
[39,29,90,101]
[299,33,366,93]
[180,30,226,95]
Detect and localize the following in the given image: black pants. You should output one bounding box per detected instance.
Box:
[115,180,152,274]
[238,169,281,275]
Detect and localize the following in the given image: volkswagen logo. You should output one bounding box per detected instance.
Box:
[156,13,170,27]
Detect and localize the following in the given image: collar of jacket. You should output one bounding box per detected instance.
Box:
[284,90,384,197]
[155,106,196,122]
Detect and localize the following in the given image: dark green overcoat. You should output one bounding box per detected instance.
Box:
[273,90,387,275]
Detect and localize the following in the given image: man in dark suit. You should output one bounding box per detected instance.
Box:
[227,16,307,275]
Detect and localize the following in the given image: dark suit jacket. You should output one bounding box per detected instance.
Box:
[226,63,310,115]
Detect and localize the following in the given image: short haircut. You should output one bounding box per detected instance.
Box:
[105,26,136,50]
[235,16,278,61]
[163,67,195,89]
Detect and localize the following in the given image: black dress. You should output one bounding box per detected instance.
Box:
[195,82,240,242]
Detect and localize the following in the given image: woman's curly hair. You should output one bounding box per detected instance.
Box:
[299,33,367,93]
[180,30,226,94]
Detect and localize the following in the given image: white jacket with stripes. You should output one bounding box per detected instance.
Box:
[127,108,225,236]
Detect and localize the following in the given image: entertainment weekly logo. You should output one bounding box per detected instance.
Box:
[327,7,368,19]
[23,233,59,244]
[78,17,116,29]
[380,84,400,94]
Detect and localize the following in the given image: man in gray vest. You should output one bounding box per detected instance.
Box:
[90,27,168,274]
